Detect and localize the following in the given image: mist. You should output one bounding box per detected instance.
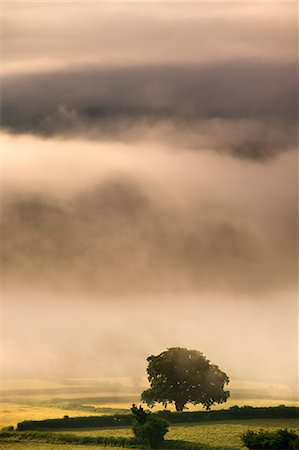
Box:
[1,1,298,401]
[3,290,297,395]
[2,130,297,294]
[2,132,297,394]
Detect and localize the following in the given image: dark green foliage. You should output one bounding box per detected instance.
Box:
[1,425,14,431]
[157,405,299,423]
[17,413,133,430]
[241,428,299,449]
[131,403,148,424]
[142,347,230,411]
[131,404,169,448]
[292,437,299,449]
[16,405,299,431]
[133,415,169,448]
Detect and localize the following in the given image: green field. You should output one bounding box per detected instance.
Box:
[67,419,299,449]
[2,419,298,450]
[169,420,299,449]
[1,445,123,450]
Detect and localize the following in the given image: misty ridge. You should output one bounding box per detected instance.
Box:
[2,175,296,297]
[2,60,297,160]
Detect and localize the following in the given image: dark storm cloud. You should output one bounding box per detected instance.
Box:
[2,60,297,159]
[2,175,297,296]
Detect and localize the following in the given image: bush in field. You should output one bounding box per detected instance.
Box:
[1,426,14,431]
[241,428,299,449]
[292,437,299,449]
[131,404,169,448]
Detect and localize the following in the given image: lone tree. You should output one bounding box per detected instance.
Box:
[141,347,230,412]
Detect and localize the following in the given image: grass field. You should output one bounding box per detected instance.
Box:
[0,401,129,429]
[1,391,298,450]
[168,419,299,449]
[1,419,298,449]
[1,445,123,450]
[57,418,298,449]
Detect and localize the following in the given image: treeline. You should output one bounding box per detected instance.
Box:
[17,413,132,430]
[17,405,299,431]
[158,406,299,423]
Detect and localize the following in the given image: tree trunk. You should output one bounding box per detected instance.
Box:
[175,401,185,412]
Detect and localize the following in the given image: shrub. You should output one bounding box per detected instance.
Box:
[241,428,299,449]
[131,404,169,448]
[1,426,14,431]
[291,437,299,449]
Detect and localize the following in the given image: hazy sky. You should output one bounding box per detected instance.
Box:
[1,2,297,398]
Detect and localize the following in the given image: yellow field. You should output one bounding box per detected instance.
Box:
[1,376,297,431]
[1,396,298,429]
[0,402,92,429]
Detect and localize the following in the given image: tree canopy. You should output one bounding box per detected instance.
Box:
[141,347,230,411]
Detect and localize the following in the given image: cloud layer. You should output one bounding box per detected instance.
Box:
[2,142,297,296]
[2,61,297,159]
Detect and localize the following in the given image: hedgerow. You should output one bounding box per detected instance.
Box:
[17,406,299,430]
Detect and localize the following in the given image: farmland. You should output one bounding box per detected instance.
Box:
[1,445,125,450]
[64,419,299,449]
[1,416,298,449]
[1,387,298,450]
[2,395,298,429]
[1,445,123,450]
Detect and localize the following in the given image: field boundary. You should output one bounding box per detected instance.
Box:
[16,405,299,431]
